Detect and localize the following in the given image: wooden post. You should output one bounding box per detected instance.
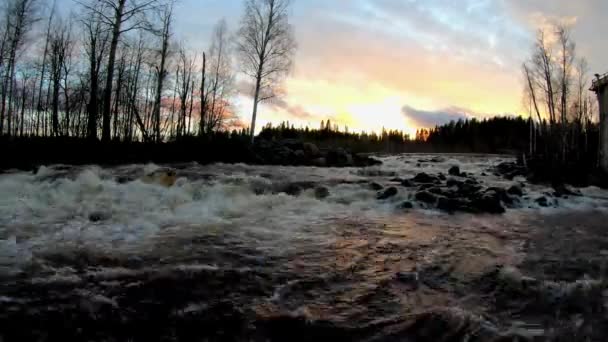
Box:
[591,73,608,174]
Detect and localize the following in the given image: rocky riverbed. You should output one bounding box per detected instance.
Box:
[1,154,608,341]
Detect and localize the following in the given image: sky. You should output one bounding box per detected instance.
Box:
[59,0,608,135]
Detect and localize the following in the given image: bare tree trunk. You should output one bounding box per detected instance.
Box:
[199,52,206,136]
[101,0,126,142]
[36,1,54,136]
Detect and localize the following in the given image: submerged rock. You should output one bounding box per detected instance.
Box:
[401,179,415,187]
[369,182,384,191]
[279,182,316,196]
[314,186,330,199]
[398,201,414,209]
[377,187,398,200]
[88,211,110,223]
[141,169,177,187]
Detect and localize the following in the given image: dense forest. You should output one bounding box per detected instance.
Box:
[258,116,531,154]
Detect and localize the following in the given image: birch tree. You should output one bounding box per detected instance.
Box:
[236,0,296,142]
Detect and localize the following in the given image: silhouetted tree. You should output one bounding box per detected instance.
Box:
[236,0,296,142]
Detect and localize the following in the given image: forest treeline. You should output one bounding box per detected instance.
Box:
[258,116,531,154]
[0,0,295,142]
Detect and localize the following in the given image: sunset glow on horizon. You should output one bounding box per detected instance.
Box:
[54,0,607,134]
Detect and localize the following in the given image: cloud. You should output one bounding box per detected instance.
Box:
[236,80,315,121]
[401,105,470,128]
[266,98,315,120]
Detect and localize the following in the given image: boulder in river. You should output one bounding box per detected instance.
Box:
[377,187,398,200]
[412,173,439,184]
[536,196,549,207]
[448,166,461,177]
[437,197,471,213]
[415,191,438,204]
[471,191,506,214]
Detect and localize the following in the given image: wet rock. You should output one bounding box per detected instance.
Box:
[552,183,583,198]
[141,169,177,187]
[280,182,316,196]
[446,178,463,188]
[370,182,384,191]
[428,187,446,196]
[508,185,524,197]
[390,177,404,183]
[412,172,439,184]
[353,153,383,167]
[314,187,330,199]
[415,191,437,204]
[496,161,527,180]
[377,187,398,200]
[471,191,506,214]
[398,201,414,209]
[438,173,447,181]
[437,197,471,213]
[401,179,415,187]
[448,166,461,177]
[455,183,482,197]
[88,211,110,222]
[536,196,549,207]
[485,187,513,205]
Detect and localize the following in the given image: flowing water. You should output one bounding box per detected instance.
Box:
[1,154,608,341]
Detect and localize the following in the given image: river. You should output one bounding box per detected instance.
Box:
[1,154,608,341]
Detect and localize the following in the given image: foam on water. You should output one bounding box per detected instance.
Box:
[1,154,608,276]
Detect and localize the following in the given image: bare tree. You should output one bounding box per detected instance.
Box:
[81,4,109,140]
[151,2,172,142]
[79,0,160,142]
[176,45,194,137]
[556,24,575,126]
[0,0,38,136]
[236,0,296,142]
[204,19,234,133]
[48,18,72,136]
[199,51,207,135]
